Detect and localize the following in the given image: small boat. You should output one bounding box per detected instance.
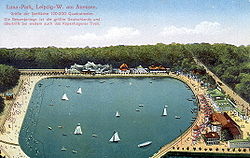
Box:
[72,150,77,154]
[58,125,63,128]
[162,107,167,116]
[62,133,67,136]
[149,81,153,83]
[49,104,54,106]
[66,85,70,87]
[164,105,168,108]
[115,111,120,117]
[74,123,83,135]
[175,116,181,119]
[100,80,105,83]
[139,104,144,107]
[61,94,69,101]
[109,131,120,142]
[76,88,82,94]
[48,126,52,130]
[92,134,98,137]
[187,98,193,101]
[138,141,152,148]
[61,147,67,151]
[136,109,140,112]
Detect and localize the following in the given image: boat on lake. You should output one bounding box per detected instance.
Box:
[76,88,82,94]
[92,134,98,137]
[61,94,69,101]
[175,116,181,119]
[61,147,67,151]
[48,126,52,130]
[138,141,152,147]
[74,123,83,135]
[139,104,144,107]
[115,111,120,117]
[162,107,167,116]
[109,131,120,142]
[72,150,77,154]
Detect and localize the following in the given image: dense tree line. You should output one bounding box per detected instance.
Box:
[0,64,20,93]
[186,43,250,102]
[0,64,20,113]
[0,43,249,102]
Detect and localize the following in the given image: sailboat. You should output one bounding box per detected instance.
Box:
[61,94,69,101]
[74,123,83,135]
[138,141,152,148]
[109,131,120,142]
[76,88,82,94]
[115,111,120,117]
[162,107,167,116]
[61,146,67,151]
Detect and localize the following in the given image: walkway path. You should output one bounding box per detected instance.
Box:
[193,58,249,115]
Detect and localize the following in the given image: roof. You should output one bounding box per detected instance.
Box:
[211,112,242,137]
[229,139,250,143]
[119,63,129,70]
[204,132,220,138]
[208,89,225,98]
[193,125,199,130]
[211,113,228,126]
[5,92,13,96]
[149,65,166,70]
[211,121,222,126]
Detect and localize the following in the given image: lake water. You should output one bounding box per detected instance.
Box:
[19,77,197,158]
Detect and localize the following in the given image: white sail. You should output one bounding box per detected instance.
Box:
[109,132,120,142]
[77,88,82,94]
[74,123,82,135]
[162,107,167,116]
[115,111,120,117]
[62,94,69,100]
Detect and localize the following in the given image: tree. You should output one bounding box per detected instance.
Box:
[0,64,20,92]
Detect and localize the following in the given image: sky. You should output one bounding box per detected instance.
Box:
[0,0,250,48]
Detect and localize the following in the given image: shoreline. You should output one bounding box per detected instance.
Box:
[0,72,248,157]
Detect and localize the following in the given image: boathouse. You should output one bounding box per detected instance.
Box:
[66,62,112,74]
[131,65,148,74]
[118,63,130,73]
[148,65,169,73]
